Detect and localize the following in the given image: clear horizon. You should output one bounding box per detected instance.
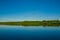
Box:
[0,0,60,21]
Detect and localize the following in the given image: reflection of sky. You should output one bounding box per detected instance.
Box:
[0,0,60,21]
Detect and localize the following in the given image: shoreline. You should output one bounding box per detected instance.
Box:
[0,20,60,26]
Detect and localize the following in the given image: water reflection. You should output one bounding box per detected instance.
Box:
[0,25,60,40]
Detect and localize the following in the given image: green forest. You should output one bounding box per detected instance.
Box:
[0,20,60,26]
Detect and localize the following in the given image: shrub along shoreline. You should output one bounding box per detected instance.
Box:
[0,20,60,26]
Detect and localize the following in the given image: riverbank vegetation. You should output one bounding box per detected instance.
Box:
[0,20,60,26]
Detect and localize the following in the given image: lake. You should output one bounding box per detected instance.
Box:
[0,25,60,40]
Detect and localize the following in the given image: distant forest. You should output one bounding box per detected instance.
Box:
[0,20,60,26]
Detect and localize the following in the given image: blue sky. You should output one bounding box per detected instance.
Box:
[0,0,60,21]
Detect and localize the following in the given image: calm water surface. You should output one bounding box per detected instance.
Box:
[0,25,60,40]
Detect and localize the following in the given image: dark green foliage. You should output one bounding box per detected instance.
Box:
[0,20,60,26]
